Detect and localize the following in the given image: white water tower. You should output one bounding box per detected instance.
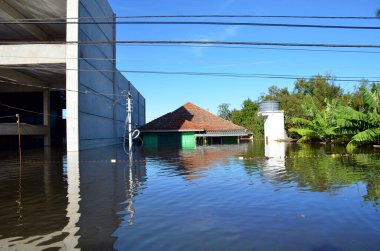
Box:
[258,101,286,142]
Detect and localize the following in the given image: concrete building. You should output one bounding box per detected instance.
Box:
[0,0,145,151]
[258,101,286,142]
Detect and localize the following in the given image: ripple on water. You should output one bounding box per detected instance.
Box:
[1,144,380,250]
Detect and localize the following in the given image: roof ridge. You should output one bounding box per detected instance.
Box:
[140,102,246,132]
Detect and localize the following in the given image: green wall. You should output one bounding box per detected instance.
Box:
[221,136,238,144]
[143,132,196,149]
[143,133,158,147]
[181,132,196,149]
[143,133,239,148]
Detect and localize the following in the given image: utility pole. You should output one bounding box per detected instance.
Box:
[127,92,132,153]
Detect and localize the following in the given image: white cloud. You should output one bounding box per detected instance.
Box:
[202,60,283,69]
[217,0,236,13]
[189,26,241,57]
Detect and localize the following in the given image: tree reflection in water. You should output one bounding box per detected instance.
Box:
[242,142,380,205]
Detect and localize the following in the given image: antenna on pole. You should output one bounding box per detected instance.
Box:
[127,91,133,153]
[123,90,140,158]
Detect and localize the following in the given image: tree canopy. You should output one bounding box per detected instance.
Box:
[218,74,380,149]
[217,103,232,120]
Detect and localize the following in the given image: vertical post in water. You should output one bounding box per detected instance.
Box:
[16,114,22,225]
[16,114,21,164]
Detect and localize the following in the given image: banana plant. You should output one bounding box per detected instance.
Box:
[289,95,337,143]
[333,83,380,150]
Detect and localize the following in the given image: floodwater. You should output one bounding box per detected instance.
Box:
[0,143,379,251]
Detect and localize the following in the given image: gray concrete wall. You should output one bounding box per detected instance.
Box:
[73,0,145,150]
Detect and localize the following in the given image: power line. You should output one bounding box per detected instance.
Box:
[110,15,380,20]
[124,44,380,54]
[0,102,64,118]
[0,55,117,62]
[117,70,380,82]
[0,99,129,120]
[0,65,378,82]
[1,20,380,30]
[0,80,130,98]
[2,40,380,48]
[0,14,378,21]
[1,44,379,55]
[0,80,85,94]
[0,115,17,119]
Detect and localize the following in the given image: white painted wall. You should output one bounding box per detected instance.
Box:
[260,111,286,142]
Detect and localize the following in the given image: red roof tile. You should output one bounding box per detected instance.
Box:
[140,102,246,132]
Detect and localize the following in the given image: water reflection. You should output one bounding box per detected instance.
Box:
[76,147,146,250]
[0,143,379,250]
[0,147,147,250]
[237,142,380,205]
[0,148,69,249]
[142,145,247,181]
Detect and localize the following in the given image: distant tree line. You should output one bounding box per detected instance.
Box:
[218,75,380,150]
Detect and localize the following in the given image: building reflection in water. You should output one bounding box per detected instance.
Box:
[1,143,379,250]
[63,151,81,250]
[75,147,147,250]
[143,145,248,181]
[261,141,287,178]
[0,146,147,250]
[0,148,70,250]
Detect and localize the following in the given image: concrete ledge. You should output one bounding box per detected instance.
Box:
[0,44,66,65]
[0,123,48,135]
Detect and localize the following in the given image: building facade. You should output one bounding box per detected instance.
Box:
[0,0,145,151]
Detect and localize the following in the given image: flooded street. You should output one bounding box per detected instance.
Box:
[0,143,379,250]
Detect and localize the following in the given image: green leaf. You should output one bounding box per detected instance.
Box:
[291,117,314,128]
[347,128,380,150]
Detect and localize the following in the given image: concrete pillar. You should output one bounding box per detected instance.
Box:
[66,0,79,151]
[43,90,51,146]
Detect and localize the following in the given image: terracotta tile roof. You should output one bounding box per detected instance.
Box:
[140,102,246,132]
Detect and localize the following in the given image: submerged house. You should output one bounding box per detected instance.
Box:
[140,102,248,148]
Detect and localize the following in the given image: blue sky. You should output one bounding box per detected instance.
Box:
[109,0,379,122]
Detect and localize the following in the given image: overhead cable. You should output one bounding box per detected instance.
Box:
[125,44,380,54]
[2,40,380,48]
[0,14,378,21]
[0,79,130,98]
[0,66,378,82]
[0,102,64,118]
[1,44,379,54]
[1,20,380,30]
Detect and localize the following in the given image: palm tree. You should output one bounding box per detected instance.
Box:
[333,83,380,150]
